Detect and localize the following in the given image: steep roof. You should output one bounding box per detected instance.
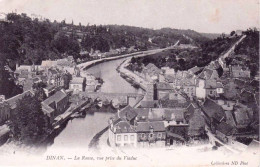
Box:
[142,63,162,75]
[185,103,198,120]
[233,109,251,126]
[135,108,150,122]
[216,122,234,136]
[224,110,236,127]
[42,90,67,106]
[136,121,165,132]
[118,105,137,121]
[201,98,225,122]
[114,121,136,133]
[198,68,219,80]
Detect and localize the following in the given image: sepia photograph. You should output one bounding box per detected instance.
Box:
[0,0,259,166]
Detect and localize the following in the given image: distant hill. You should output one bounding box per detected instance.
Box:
[0,13,211,68]
[200,32,222,39]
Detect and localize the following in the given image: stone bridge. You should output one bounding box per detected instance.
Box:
[79,92,144,107]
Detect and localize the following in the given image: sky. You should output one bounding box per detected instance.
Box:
[0,0,259,33]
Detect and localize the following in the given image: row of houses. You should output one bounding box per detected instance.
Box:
[109,106,189,147]
[13,56,99,94]
[125,54,258,146]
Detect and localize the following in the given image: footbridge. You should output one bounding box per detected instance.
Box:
[79,92,144,107]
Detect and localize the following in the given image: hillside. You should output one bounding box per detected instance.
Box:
[127,33,241,72]
[0,13,210,69]
[232,28,259,77]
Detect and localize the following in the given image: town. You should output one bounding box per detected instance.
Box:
[0,7,259,166]
[108,31,259,151]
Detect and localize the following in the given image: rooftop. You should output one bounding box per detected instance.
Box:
[42,90,67,106]
[216,122,234,136]
[136,121,165,132]
[70,77,85,84]
[156,82,173,90]
[202,98,225,122]
[114,121,136,133]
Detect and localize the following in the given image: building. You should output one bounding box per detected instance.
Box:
[215,122,235,143]
[201,98,226,132]
[43,84,56,97]
[0,90,34,124]
[108,119,137,147]
[41,89,69,124]
[145,83,155,101]
[41,60,58,68]
[229,65,250,78]
[156,82,173,100]
[69,77,86,92]
[142,63,162,82]
[195,68,223,99]
[46,68,64,87]
[85,75,97,92]
[163,71,196,99]
[136,121,166,147]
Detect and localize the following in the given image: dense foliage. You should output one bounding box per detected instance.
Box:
[128,34,240,72]
[0,13,80,67]
[9,95,50,145]
[233,29,259,77]
[0,57,23,98]
[0,13,210,69]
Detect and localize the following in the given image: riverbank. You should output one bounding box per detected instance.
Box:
[77,48,167,70]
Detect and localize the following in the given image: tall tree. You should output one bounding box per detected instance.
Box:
[10,95,49,145]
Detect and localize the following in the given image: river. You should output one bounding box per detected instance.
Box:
[45,57,141,152]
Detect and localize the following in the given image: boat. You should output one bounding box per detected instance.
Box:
[54,125,60,130]
[71,112,85,118]
[131,81,140,88]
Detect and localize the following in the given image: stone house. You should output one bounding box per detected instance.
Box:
[136,121,166,147]
[215,122,235,143]
[69,77,86,92]
[46,68,65,88]
[108,120,137,147]
[201,98,226,132]
[41,89,69,125]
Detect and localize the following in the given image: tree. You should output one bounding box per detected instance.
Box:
[216,67,224,77]
[33,82,47,102]
[0,57,22,98]
[230,31,235,36]
[10,95,49,145]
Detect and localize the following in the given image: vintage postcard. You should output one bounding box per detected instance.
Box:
[0,0,259,166]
